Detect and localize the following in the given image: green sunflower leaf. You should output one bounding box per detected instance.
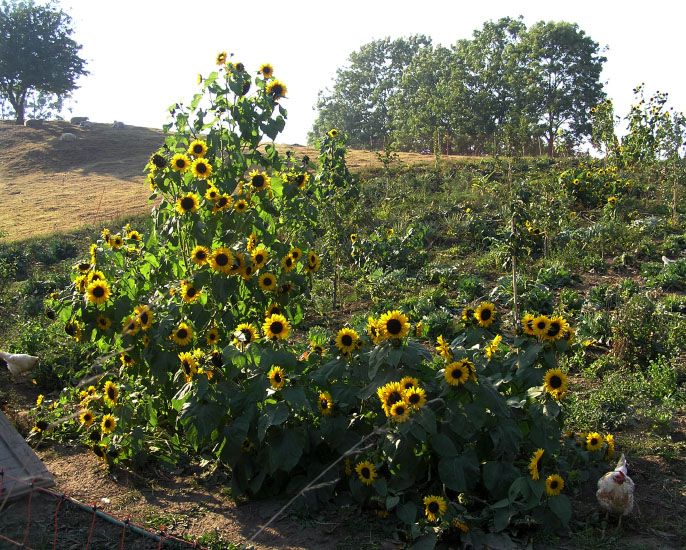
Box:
[547,494,572,524]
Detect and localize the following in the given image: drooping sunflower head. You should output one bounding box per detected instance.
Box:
[247,232,258,252]
[210,247,234,275]
[367,317,382,344]
[335,328,359,354]
[103,381,118,405]
[86,280,111,306]
[178,351,197,382]
[379,310,410,340]
[134,305,153,331]
[474,302,496,327]
[259,63,274,78]
[262,314,290,340]
[171,322,194,346]
[355,460,377,485]
[266,79,287,100]
[259,273,277,291]
[543,368,567,398]
[191,158,212,180]
[191,245,210,266]
[436,335,452,361]
[188,139,208,158]
[171,153,190,172]
[268,366,286,390]
[528,448,544,480]
[545,474,564,496]
[266,303,282,318]
[423,495,447,522]
[318,391,333,416]
[294,173,309,189]
[444,361,470,387]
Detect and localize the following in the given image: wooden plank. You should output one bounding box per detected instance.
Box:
[0,410,54,500]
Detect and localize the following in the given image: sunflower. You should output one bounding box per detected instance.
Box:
[294,173,309,189]
[386,229,394,238]
[545,474,564,497]
[452,519,469,533]
[210,247,234,274]
[96,315,111,331]
[188,139,208,158]
[390,401,410,423]
[399,377,419,391]
[378,310,410,339]
[545,316,569,341]
[474,302,496,327]
[212,194,233,214]
[205,186,220,201]
[263,314,290,340]
[142,334,150,347]
[135,305,153,331]
[313,391,333,416]
[242,264,255,280]
[249,170,271,192]
[289,248,302,262]
[366,317,382,344]
[244,249,265,272]
[79,410,95,427]
[92,444,107,460]
[171,322,194,346]
[266,303,282,318]
[259,63,274,78]
[111,235,124,249]
[266,79,287,99]
[171,153,191,172]
[120,353,133,367]
[376,381,406,417]
[355,460,377,485]
[532,315,551,337]
[281,254,295,272]
[122,316,140,336]
[247,232,258,251]
[126,230,141,242]
[228,252,245,275]
[543,368,567,398]
[101,414,116,434]
[101,228,111,243]
[436,335,452,361]
[268,366,286,390]
[405,387,427,409]
[65,320,82,340]
[76,261,91,274]
[234,199,249,213]
[258,273,277,291]
[234,323,257,346]
[205,328,219,346]
[216,51,227,65]
[86,280,111,305]
[586,432,603,451]
[191,158,212,179]
[604,434,615,460]
[87,270,105,283]
[181,281,200,303]
[329,129,339,138]
[528,448,544,480]
[305,251,320,274]
[176,192,199,214]
[149,152,167,170]
[179,351,197,382]
[103,381,118,406]
[485,334,502,359]
[444,361,470,386]
[423,495,447,522]
[191,245,210,266]
[522,313,536,336]
[335,328,359,354]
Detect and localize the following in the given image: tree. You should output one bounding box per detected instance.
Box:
[522,21,606,156]
[309,35,431,148]
[0,0,88,124]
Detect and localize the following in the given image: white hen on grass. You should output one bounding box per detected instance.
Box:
[0,350,39,377]
[596,453,635,527]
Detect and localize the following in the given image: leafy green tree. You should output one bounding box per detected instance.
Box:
[522,21,606,157]
[0,0,88,124]
[309,35,431,148]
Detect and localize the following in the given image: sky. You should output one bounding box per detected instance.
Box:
[58,0,686,146]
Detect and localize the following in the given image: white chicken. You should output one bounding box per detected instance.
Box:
[0,350,39,377]
[596,453,635,527]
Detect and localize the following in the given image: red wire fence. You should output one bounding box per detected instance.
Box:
[0,468,210,550]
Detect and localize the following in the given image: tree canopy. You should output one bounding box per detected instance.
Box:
[310,18,606,156]
[0,0,88,123]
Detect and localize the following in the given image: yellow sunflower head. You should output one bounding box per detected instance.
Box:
[586,432,603,451]
[249,169,271,192]
[191,158,212,180]
[101,414,116,434]
[444,361,470,386]
[528,448,544,480]
[251,247,268,269]
[171,153,191,172]
[259,63,274,78]
[134,305,153,331]
[355,460,377,485]
[268,366,286,390]
[318,391,333,416]
[379,310,410,340]
[545,474,564,496]
[474,302,496,327]
[329,129,339,138]
[176,193,199,214]
[281,254,295,272]
[390,401,410,422]
[216,51,227,66]
[171,322,194,346]
[234,323,257,346]
[103,381,118,405]
[86,280,111,306]
[543,368,567,398]
[210,247,234,275]
[405,387,427,409]
[259,273,277,291]
[191,245,210,266]
[335,328,359,354]
[262,314,290,340]
[423,495,447,522]
[266,79,287,100]
[234,199,249,213]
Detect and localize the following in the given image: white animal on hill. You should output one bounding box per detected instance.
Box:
[79,121,93,129]
[0,351,39,377]
[112,121,125,128]
[70,116,89,124]
[596,453,635,527]
[60,132,76,141]
[24,119,44,128]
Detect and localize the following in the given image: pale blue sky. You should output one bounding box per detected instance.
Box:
[61,0,685,145]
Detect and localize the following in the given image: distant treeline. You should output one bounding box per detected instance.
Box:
[309,17,606,157]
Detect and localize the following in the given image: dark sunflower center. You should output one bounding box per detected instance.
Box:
[274,372,282,383]
[270,307,281,316]
[550,480,559,489]
[195,250,206,260]
[176,159,186,168]
[115,238,122,245]
[126,322,135,332]
[91,273,102,281]
[480,309,492,321]
[140,312,149,325]
[255,253,264,264]
[123,355,131,363]
[320,398,328,409]
[241,81,251,95]
[271,321,284,334]
[238,203,245,210]
[107,388,115,399]
[342,334,353,346]
[181,197,195,210]
[196,162,207,174]
[271,84,283,96]
[99,318,107,326]
[94,446,105,457]
[388,391,402,405]
[387,319,402,335]
[216,254,229,266]
[212,353,223,367]
[79,263,90,270]
[186,287,196,297]
[451,368,463,380]
[285,258,292,267]
[92,286,105,297]
[252,175,265,188]
[89,431,100,441]
[236,63,244,72]
[550,375,562,389]
[428,502,439,513]
[264,277,273,286]
[193,145,203,154]
[241,329,252,340]
[245,266,253,275]
[104,419,112,428]
[394,405,405,415]
[85,414,93,422]
[152,154,166,168]
[361,467,370,478]
[590,438,598,446]
[409,393,419,404]
[183,361,191,374]
[537,321,546,330]
[209,332,217,341]
[547,323,561,337]
[177,328,188,339]
[526,320,534,330]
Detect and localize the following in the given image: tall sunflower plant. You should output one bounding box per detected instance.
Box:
[44,57,321,463]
